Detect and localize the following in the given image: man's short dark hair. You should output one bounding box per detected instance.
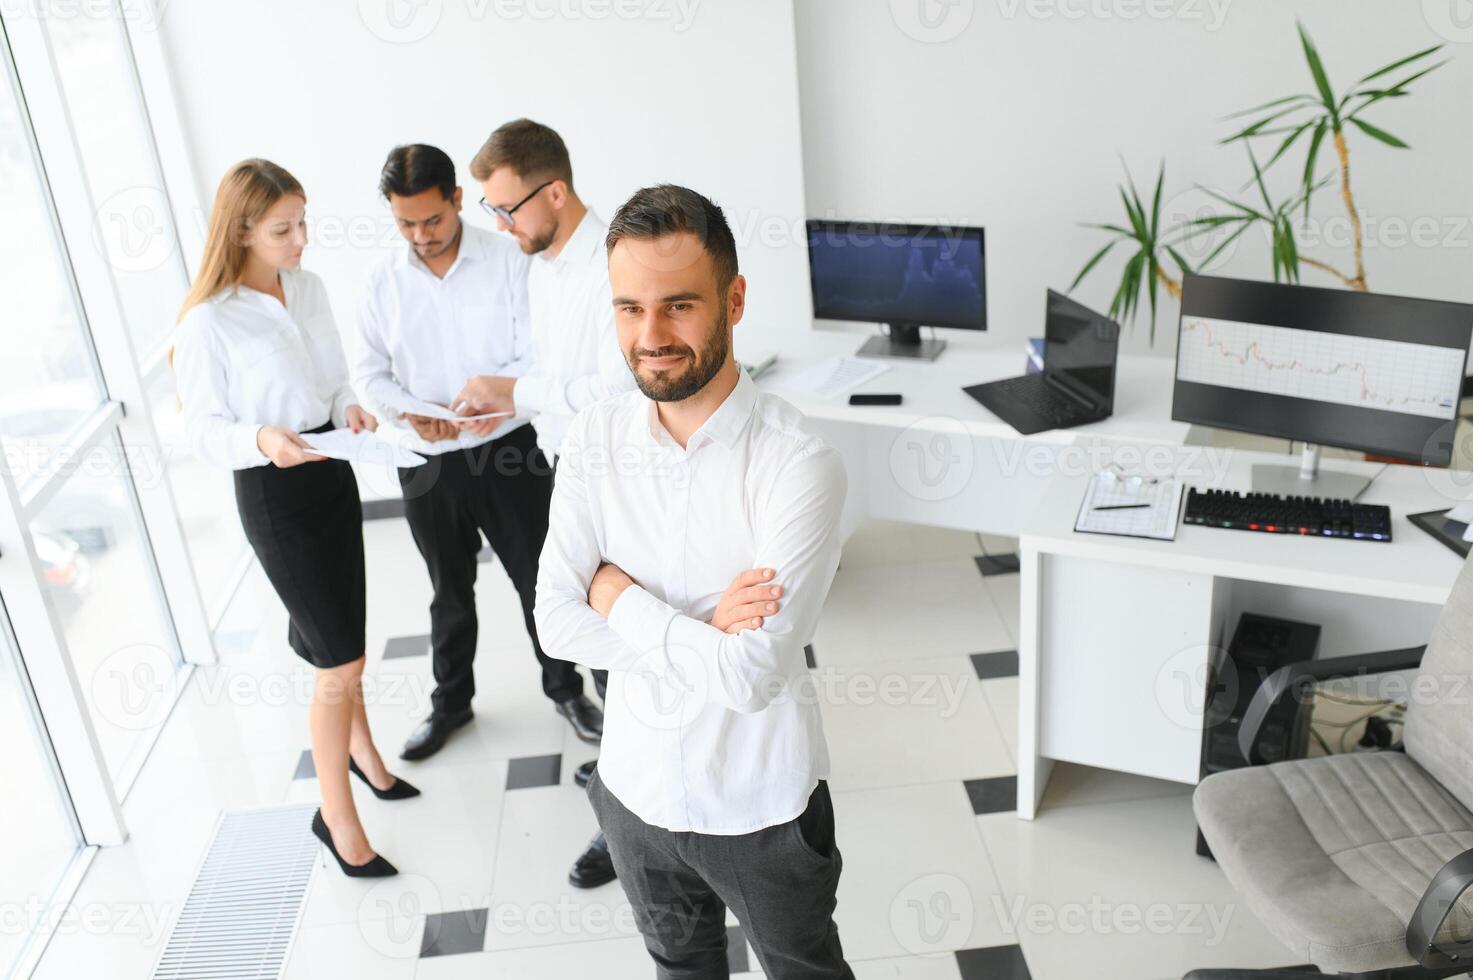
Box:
[379,144,457,201]
[470,118,573,187]
[605,184,739,292]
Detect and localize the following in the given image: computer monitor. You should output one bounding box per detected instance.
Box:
[806,220,986,360]
[1172,274,1473,498]
[1044,288,1119,412]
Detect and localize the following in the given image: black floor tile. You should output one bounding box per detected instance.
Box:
[383,634,431,660]
[963,775,1017,815]
[956,943,1030,980]
[420,908,488,958]
[974,554,1020,577]
[362,497,406,521]
[506,753,563,790]
[726,923,749,974]
[293,749,315,781]
[970,650,1019,680]
[804,644,817,669]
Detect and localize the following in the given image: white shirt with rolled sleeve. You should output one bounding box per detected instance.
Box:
[534,368,847,835]
[513,209,636,461]
[173,268,354,470]
[353,222,533,456]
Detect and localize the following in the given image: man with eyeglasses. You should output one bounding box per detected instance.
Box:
[451,119,635,887]
[353,143,602,762]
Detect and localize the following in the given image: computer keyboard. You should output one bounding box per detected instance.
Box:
[992,376,1084,425]
[1183,488,1392,542]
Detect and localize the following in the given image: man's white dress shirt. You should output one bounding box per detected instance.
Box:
[174,268,354,470]
[354,222,533,456]
[514,209,636,461]
[535,369,847,834]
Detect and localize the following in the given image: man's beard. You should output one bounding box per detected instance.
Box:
[630,309,730,403]
[520,220,558,256]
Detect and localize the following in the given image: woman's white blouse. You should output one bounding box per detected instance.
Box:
[174,268,355,470]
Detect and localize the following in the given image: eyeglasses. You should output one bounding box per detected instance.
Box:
[478,180,553,226]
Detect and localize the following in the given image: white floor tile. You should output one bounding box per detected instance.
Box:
[979,676,1019,766]
[283,917,421,980]
[416,934,653,978]
[831,782,1011,961]
[819,655,1014,792]
[481,785,633,952]
[977,794,1291,980]
[302,757,508,928]
[813,559,1013,667]
[1038,762,1192,811]
[839,519,990,567]
[981,572,1021,645]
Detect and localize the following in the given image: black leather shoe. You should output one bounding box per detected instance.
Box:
[399,708,473,761]
[573,759,597,788]
[555,695,603,744]
[568,832,616,888]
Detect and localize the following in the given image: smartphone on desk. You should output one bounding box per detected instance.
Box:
[849,393,903,406]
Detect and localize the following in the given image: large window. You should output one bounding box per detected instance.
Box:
[0,5,233,977]
[0,614,80,976]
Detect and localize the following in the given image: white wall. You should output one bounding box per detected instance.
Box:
[794,0,1473,356]
[156,0,810,357]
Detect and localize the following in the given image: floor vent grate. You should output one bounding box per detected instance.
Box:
[150,803,319,980]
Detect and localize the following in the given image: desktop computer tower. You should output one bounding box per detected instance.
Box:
[1195,613,1320,858]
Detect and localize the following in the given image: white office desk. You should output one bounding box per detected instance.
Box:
[1015,444,1467,818]
[754,329,1191,538]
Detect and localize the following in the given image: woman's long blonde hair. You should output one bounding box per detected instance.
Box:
[177,158,305,322]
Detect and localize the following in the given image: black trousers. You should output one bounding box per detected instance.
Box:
[589,774,853,980]
[398,423,579,714]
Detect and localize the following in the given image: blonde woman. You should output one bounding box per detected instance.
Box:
[174,159,415,877]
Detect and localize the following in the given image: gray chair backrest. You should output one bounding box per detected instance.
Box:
[1405,552,1473,812]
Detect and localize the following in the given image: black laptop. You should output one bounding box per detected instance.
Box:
[962,290,1120,435]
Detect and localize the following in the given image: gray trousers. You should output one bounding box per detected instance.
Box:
[588,772,854,980]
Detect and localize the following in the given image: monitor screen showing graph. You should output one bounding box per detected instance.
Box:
[1172,275,1473,465]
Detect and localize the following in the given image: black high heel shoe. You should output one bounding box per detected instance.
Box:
[349,758,421,800]
[310,809,398,878]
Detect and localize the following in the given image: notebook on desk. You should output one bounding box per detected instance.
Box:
[1073,472,1184,541]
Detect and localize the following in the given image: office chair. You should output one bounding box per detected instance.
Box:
[1190,554,1473,980]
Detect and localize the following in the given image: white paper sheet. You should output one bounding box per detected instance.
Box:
[397,396,514,423]
[776,356,891,400]
[301,428,428,468]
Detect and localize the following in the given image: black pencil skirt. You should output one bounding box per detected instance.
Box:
[234,432,366,669]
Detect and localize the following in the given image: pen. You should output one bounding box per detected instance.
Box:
[1094,503,1151,511]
